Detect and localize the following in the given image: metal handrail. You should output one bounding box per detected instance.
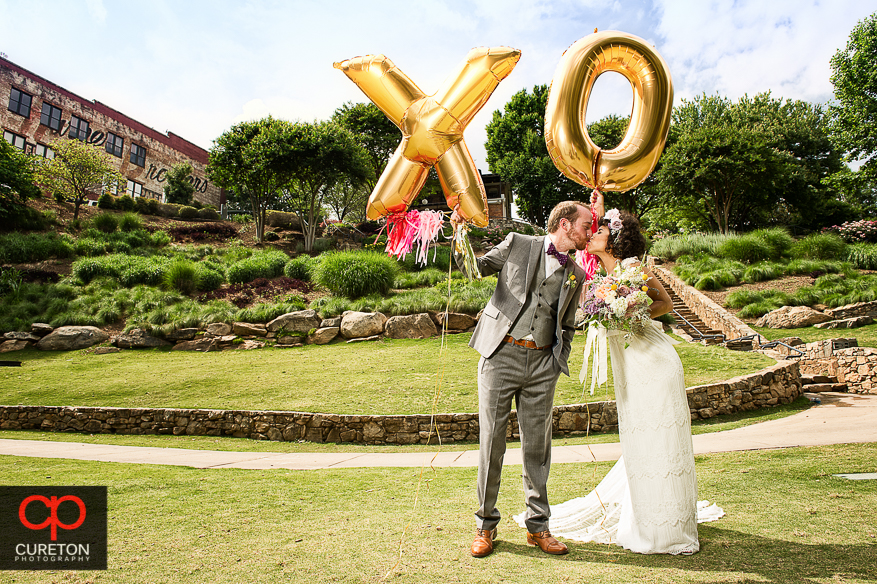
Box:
[672,310,726,342]
[758,340,805,358]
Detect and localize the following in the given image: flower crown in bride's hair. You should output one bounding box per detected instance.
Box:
[604,208,623,235]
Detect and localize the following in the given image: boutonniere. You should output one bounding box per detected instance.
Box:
[563,273,577,289]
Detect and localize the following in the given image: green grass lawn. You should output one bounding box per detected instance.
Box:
[754,322,877,347]
[1,443,874,583]
[0,332,773,415]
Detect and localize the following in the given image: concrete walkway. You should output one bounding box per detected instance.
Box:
[1,393,875,471]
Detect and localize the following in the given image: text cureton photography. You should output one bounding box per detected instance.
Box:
[0,486,107,571]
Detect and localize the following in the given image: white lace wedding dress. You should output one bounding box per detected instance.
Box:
[517,314,724,554]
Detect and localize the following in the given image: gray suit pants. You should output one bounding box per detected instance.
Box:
[476,341,560,533]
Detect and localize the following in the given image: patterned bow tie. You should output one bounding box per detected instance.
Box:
[546,242,569,266]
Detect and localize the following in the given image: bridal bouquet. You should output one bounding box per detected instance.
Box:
[581,261,654,336]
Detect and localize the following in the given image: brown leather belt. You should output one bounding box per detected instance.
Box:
[504,335,550,350]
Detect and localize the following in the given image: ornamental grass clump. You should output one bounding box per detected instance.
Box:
[0,232,75,264]
[118,212,143,232]
[790,233,847,260]
[715,228,792,263]
[72,254,168,286]
[314,250,398,299]
[284,256,318,281]
[648,232,729,260]
[91,212,119,234]
[845,243,877,270]
[226,250,290,284]
[163,260,199,295]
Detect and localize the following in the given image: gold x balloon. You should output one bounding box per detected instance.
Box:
[334,47,521,227]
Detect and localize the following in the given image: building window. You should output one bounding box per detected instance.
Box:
[40,103,63,131]
[126,180,143,198]
[34,143,55,159]
[69,115,90,140]
[7,87,32,117]
[106,132,124,157]
[130,143,146,167]
[3,130,26,151]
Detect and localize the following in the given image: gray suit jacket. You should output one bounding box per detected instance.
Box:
[465,233,585,376]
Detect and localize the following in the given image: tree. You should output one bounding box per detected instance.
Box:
[34,139,123,220]
[0,139,41,222]
[485,85,582,227]
[208,117,292,242]
[331,102,399,193]
[163,162,195,206]
[281,120,371,252]
[830,12,877,183]
[654,93,845,234]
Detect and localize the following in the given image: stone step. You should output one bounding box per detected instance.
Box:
[801,374,837,385]
[804,383,849,393]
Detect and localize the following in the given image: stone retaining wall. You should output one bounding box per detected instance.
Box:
[0,361,801,444]
[791,338,877,394]
[653,265,762,343]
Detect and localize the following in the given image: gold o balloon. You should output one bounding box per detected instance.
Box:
[545,31,674,192]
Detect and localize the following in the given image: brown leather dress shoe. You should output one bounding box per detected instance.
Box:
[471,527,498,557]
[527,530,569,555]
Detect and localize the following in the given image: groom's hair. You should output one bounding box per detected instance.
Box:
[546,201,587,233]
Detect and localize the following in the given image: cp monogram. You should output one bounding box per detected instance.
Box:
[334,47,521,227]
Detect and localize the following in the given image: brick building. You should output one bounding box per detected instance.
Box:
[1,56,223,207]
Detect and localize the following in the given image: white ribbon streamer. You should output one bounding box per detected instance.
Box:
[581,323,608,395]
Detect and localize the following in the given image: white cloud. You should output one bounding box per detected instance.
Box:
[84,0,107,24]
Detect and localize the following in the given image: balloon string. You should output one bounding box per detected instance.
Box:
[383,239,455,580]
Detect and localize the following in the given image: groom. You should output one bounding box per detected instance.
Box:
[452,200,592,557]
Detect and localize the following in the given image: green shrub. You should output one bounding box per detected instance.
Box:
[752,228,794,259]
[284,256,317,281]
[72,254,168,286]
[118,212,143,232]
[314,250,398,299]
[74,238,107,257]
[97,193,116,209]
[396,245,452,272]
[151,231,171,247]
[742,262,784,283]
[0,232,75,264]
[231,214,253,224]
[179,206,199,220]
[194,263,225,291]
[226,250,290,284]
[845,243,877,270]
[163,260,199,294]
[198,207,220,220]
[790,233,847,260]
[649,232,729,260]
[116,195,136,211]
[91,213,119,234]
[263,231,280,242]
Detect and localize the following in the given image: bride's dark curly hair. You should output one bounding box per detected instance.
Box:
[603,210,647,260]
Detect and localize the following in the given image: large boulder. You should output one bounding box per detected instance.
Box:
[385,314,438,339]
[113,329,172,349]
[166,328,199,341]
[233,322,267,337]
[824,300,877,320]
[267,310,322,334]
[172,338,216,352]
[4,331,40,342]
[308,327,340,345]
[36,326,109,351]
[30,323,53,337]
[431,312,477,331]
[814,316,875,330]
[205,323,232,336]
[755,306,831,329]
[0,340,29,353]
[340,312,387,339]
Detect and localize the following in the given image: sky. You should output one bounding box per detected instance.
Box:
[1,0,875,174]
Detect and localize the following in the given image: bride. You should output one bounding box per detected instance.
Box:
[519,209,722,555]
